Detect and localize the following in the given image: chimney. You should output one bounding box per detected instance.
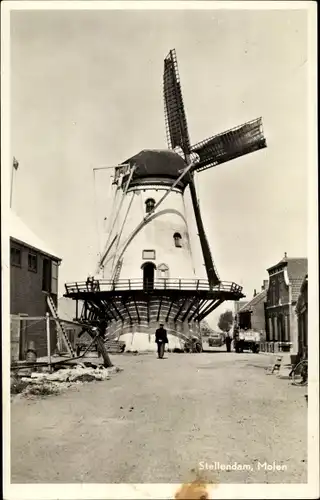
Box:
[261,279,269,291]
[284,252,287,258]
[253,289,257,297]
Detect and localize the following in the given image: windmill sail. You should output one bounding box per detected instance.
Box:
[163,49,191,155]
[162,49,267,289]
[188,174,220,287]
[163,48,221,287]
[191,117,267,173]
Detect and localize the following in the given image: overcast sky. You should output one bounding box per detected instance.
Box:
[10,7,309,328]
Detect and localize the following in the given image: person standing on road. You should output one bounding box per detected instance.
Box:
[239,330,245,353]
[155,323,168,358]
[225,334,232,352]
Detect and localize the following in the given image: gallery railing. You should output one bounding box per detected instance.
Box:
[65,278,243,295]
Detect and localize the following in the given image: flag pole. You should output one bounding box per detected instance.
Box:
[10,157,19,209]
[10,161,14,209]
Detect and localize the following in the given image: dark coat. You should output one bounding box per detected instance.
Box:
[155,327,168,344]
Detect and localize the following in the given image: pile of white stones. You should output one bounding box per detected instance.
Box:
[14,364,123,397]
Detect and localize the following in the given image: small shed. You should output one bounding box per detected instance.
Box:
[10,210,61,359]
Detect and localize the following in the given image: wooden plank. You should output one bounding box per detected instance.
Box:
[10,315,20,362]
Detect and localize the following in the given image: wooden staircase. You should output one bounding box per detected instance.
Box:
[46,295,76,357]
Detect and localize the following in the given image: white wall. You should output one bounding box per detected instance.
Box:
[102,184,203,281]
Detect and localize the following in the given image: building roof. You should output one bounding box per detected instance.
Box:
[286,259,308,281]
[267,254,307,275]
[291,279,303,302]
[234,301,249,313]
[10,210,61,260]
[237,289,267,314]
[286,259,307,301]
[123,149,189,188]
[296,274,308,313]
[267,255,307,302]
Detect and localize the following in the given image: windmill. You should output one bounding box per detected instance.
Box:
[163,49,266,288]
[64,49,267,352]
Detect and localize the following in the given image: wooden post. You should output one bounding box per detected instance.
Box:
[46,312,52,372]
[95,323,113,368]
[19,314,28,360]
[96,335,113,368]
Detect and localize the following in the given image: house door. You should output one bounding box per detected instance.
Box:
[143,263,155,292]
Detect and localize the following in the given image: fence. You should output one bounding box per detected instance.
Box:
[259,341,293,354]
[10,313,152,365]
[10,314,83,364]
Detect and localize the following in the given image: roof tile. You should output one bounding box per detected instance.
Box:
[291,277,307,302]
[237,289,267,313]
[286,259,308,281]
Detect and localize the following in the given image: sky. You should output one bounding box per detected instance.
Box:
[10,6,309,328]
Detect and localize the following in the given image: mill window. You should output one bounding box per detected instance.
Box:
[145,198,155,214]
[142,249,156,260]
[28,252,37,272]
[173,232,182,248]
[11,246,21,267]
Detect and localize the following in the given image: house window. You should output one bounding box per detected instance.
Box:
[11,246,21,266]
[28,253,37,272]
[270,281,276,305]
[142,249,156,260]
[284,315,289,342]
[273,316,278,341]
[51,261,58,295]
[42,258,51,292]
[268,317,273,341]
[173,232,182,248]
[145,198,155,214]
[157,263,169,279]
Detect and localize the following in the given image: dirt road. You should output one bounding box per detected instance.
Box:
[11,350,307,484]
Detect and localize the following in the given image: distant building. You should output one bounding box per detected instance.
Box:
[10,210,61,358]
[295,274,308,358]
[264,253,307,353]
[235,280,268,338]
[234,300,249,315]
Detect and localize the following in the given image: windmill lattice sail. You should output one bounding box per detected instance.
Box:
[191,117,267,173]
[163,49,191,156]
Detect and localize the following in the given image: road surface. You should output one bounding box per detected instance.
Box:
[11,348,307,484]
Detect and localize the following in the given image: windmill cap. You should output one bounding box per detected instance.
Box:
[122,149,190,188]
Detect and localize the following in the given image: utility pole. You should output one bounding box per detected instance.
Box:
[10,157,19,209]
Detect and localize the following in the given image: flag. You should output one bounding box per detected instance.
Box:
[13,157,19,170]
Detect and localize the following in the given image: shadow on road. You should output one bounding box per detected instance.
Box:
[202,349,229,354]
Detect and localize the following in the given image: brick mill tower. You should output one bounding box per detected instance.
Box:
[64,49,267,352]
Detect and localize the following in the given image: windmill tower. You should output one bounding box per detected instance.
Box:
[64,49,267,351]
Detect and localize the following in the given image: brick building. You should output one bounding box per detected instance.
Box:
[264,253,307,353]
[295,274,308,358]
[235,281,268,339]
[10,210,61,358]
